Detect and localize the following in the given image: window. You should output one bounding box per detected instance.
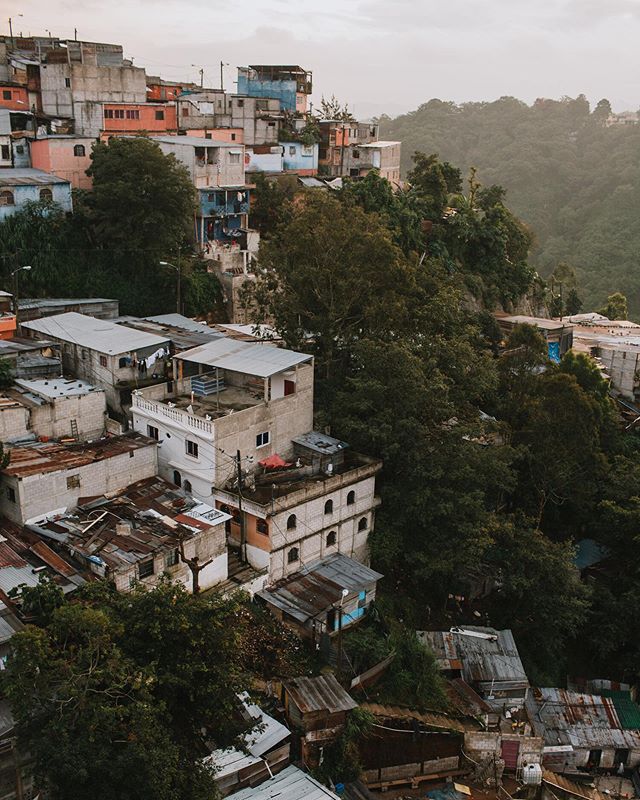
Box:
[183,479,192,493]
[81,349,88,360]
[125,109,140,120]
[231,133,236,141]
[0,145,9,160]
[257,519,269,535]
[0,190,14,206]
[6,487,15,503]
[138,558,154,578]
[182,107,189,117]
[358,517,368,531]
[39,187,53,202]
[324,499,333,515]
[15,145,23,154]
[352,150,360,159]
[237,99,244,108]
[268,121,275,127]
[66,474,81,489]
[326,530,337,547]
[155,109,165,120]
[286,514,297,530]
[347,490,355,505]
[129,451,134,458]
[255,431,270,448]
[64,77,71,88]
[289,146,296,155]
[173,470,182,487]
[114,109,125,119]
[164,548,179,568]
[104,109,114,118]
[73,144,85,157]
[118,356,128,368]
[287,547,299,564]
[229,152,240,164]
[99,355,108,367]
[185,440,199,458]
[147,425,159,441]
[2,90,11,100]
[615,749,629,767]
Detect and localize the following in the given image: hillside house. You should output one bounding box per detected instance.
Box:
[0,168,72,219]
[237,65,312,113]
[496,315,574,363]
[29,135,95,190]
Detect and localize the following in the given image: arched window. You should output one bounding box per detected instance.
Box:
[39,187,53,202]
[287,547,299,564]
[324,499,333,515]
[173,470,182,488]
[73,144,86,157]
[286,514,297,530]
[347,490,355,505]
[183,479,192,494]
[0,190,14,206]
[326,531,337,547]
[358,516,368,532]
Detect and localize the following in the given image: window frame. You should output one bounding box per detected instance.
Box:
[286,514,297,530]
[287,547,299,564]
[138,558,155,579]
[185,439,199,459]
[147,424,159,441]
[347,490,355,505]
[255,431,270,448]
[324,499,333,515]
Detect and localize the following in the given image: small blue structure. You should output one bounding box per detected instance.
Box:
[196,186,249,246]
[237,65,312,113]
[282,141,318,174]
[0,168,72,220]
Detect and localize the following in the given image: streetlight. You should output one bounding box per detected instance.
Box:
[11,265,31,328]
[8,14,23,41]
[336,587,349,680]
[159,261,181,314]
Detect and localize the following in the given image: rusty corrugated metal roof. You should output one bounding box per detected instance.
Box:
[284,674,357,715]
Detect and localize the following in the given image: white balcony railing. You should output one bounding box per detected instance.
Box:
[132,395,214,435]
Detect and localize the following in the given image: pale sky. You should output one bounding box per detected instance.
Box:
[8,0,640,117]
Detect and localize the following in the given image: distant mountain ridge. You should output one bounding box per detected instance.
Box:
[380,96,640,315]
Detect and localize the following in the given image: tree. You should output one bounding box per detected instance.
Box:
[593,98,612,120]
[248,172,297,237]
[318,95,355,121]
[0,358,12,389]
[599,292,628,320]
[407,152,461,220]
[565,287,583,314]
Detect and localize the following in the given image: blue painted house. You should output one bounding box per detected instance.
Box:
[282,142,319,175]
[196,186,250,248]
[237,65,312,114]
[0,168,72,220]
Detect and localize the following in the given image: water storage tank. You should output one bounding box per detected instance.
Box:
[522,763,543,786]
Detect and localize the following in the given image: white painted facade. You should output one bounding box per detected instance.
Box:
[154,136,245,188]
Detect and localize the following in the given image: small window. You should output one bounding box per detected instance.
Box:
[129,451,134,458]
[358,516,368,531]
[0,190,14,206]
[104,109,114,119]
[147,425,159,441]
[324,499,333,515]
[155,110,164,121]
[164,548,179,568]
[231,133,236,141]
[64,77,71,88]
[183,480,192,493]
[256,431,270,448]
[66,474,80,489]
[99,355,107,367]
[286,514,297,530]
[118,356,128,368]
[81,349,88,360]
[138,558,154,579]
[182,107,189,117]
[186,440,199,458]
[257,519,269,535]
[6,487,16,503]
[2,90,11,100]
[39,187,53,202]
[15,145,24,155]
[352,150,360,159]
[289,146,296,155]
[73,144,86,157]
[229,152,240,164]
[268,121,275,127]
[114,109,125,119]
[326,530,337,547]
[173,470,182,487]
[347,490,355,505]
[1,145,9,160]
[237,99,244,107]
[287,547,299,564]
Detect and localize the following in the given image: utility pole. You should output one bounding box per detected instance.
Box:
[220,61,229,92]
[236,449,247,563]
[199,68,204,89]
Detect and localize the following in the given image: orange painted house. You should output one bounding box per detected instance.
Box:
[30,137,95,191]
[146,80,195,103]
[101,103,177,135]
[0,85,29,111]
[0,292,16,340]
[184,128,244,143]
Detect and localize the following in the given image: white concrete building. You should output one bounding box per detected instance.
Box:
[0,377,106,442]
[153,135,245,189]
[20,312,170,417]
[0,432,157,524]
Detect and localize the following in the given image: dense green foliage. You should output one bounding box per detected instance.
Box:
[380,96,640,314]
[3,582,309,800]
[0,137,222,317]
[246,153,640,686]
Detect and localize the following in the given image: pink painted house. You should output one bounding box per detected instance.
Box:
[30,136,95,191]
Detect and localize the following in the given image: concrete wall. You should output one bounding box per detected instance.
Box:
[282,142,318,174]
[29,389,107,440]
[0,405,29,442]
[0,441,158,523]
[0,180,73,221]
[155,139,245,188]
[229,96,280,146]
[30,137,94,190]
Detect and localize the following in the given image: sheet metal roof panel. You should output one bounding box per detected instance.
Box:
[0,168,70,186]
[284,674,357,715]
[176,338,311,377]
[226,765,340,800]
[21,312,170,355]
[300,553,382,591]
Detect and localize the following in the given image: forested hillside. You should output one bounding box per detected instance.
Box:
[380,96,640,314]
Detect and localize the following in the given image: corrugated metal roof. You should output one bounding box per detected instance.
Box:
[0,168,70,186]
[176,338,312,378]
[284,674,357,715]
[22,312,170,355]
[226,765,339,800]
[144,314,223,336]
[542,770,609,800]
[601,690,640,730]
